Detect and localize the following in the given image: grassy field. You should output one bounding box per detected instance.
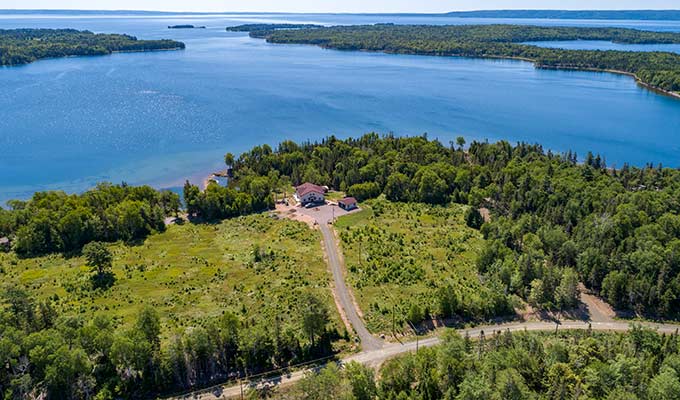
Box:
[325,190,348,202]
[0,214,346,343]
[335,198,496,334]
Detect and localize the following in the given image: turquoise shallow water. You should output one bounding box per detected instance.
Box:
[1,13,680,202]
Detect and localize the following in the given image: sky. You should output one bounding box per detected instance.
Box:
[2,0,679,13]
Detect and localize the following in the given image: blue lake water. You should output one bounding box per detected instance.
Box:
[525,40,680,53]
[1,12,680,202]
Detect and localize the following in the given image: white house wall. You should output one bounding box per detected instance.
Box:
[300,192,324,204]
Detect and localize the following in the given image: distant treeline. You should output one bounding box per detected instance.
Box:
[443,9,680,21]
[231,133,680,319]
[0,28,185,66]
[236,24,680,93]
[237,24,680,45]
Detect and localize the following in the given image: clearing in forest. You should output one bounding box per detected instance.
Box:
[0,214,347,345]
[334,198,508,335]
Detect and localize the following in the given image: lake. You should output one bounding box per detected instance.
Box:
[524,40,680,53]
[1,12,680,202]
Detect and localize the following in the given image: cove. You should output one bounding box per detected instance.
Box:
[1,13,680,203]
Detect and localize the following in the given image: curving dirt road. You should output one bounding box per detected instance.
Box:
[319,223,383,351]
[170,319,680,400]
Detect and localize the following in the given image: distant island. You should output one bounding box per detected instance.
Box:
[226,23,323,33]
[235,23,680,97]
[168,24,206,29]
[0,28,185,66]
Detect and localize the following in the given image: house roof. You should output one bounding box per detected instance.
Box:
[0,237,9,245]
[296,182,325,197]
[339,197,357,205]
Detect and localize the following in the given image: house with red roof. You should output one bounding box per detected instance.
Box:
[338,197,358,211]
[295,182,326,205]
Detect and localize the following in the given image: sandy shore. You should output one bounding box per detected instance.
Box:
[202,174,212,190]
[202,169,231,190]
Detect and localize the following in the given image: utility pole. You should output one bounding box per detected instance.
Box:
[407,320,419,353]
[358,240,363,267]
[392,304,396,339]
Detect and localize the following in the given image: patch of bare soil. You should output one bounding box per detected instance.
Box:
[579,284,616,323]
[274,203,316,228]
[515,284,617,323]
[479,207,491,223]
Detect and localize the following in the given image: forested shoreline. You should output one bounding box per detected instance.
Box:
[233,24,680,94]
[0,29,185,66]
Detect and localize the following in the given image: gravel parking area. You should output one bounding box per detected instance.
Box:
[296,202,359,224]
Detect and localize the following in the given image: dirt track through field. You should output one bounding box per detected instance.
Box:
[319,223,383,351]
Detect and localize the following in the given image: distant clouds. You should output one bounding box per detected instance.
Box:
[3,0,680,13]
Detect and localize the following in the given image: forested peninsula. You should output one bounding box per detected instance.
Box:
[235,24,680,95]
[0,29,185,66]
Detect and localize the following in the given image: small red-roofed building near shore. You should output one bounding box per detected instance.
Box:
[338,197,358,211]
[295,182,326,205]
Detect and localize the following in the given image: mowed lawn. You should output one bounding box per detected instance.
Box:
[0,214,344,341]
[335,198,488,334]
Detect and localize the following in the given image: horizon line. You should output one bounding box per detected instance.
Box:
[2,8,680,15]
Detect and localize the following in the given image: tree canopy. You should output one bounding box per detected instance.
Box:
[0,283,336,399]
[1,183,179,257]
[293,327,680,400]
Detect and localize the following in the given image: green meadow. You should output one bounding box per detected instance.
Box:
[335,198,504,334]
[0,214,345,342]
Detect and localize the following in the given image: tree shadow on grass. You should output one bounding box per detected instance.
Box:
[91,272,116,290]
